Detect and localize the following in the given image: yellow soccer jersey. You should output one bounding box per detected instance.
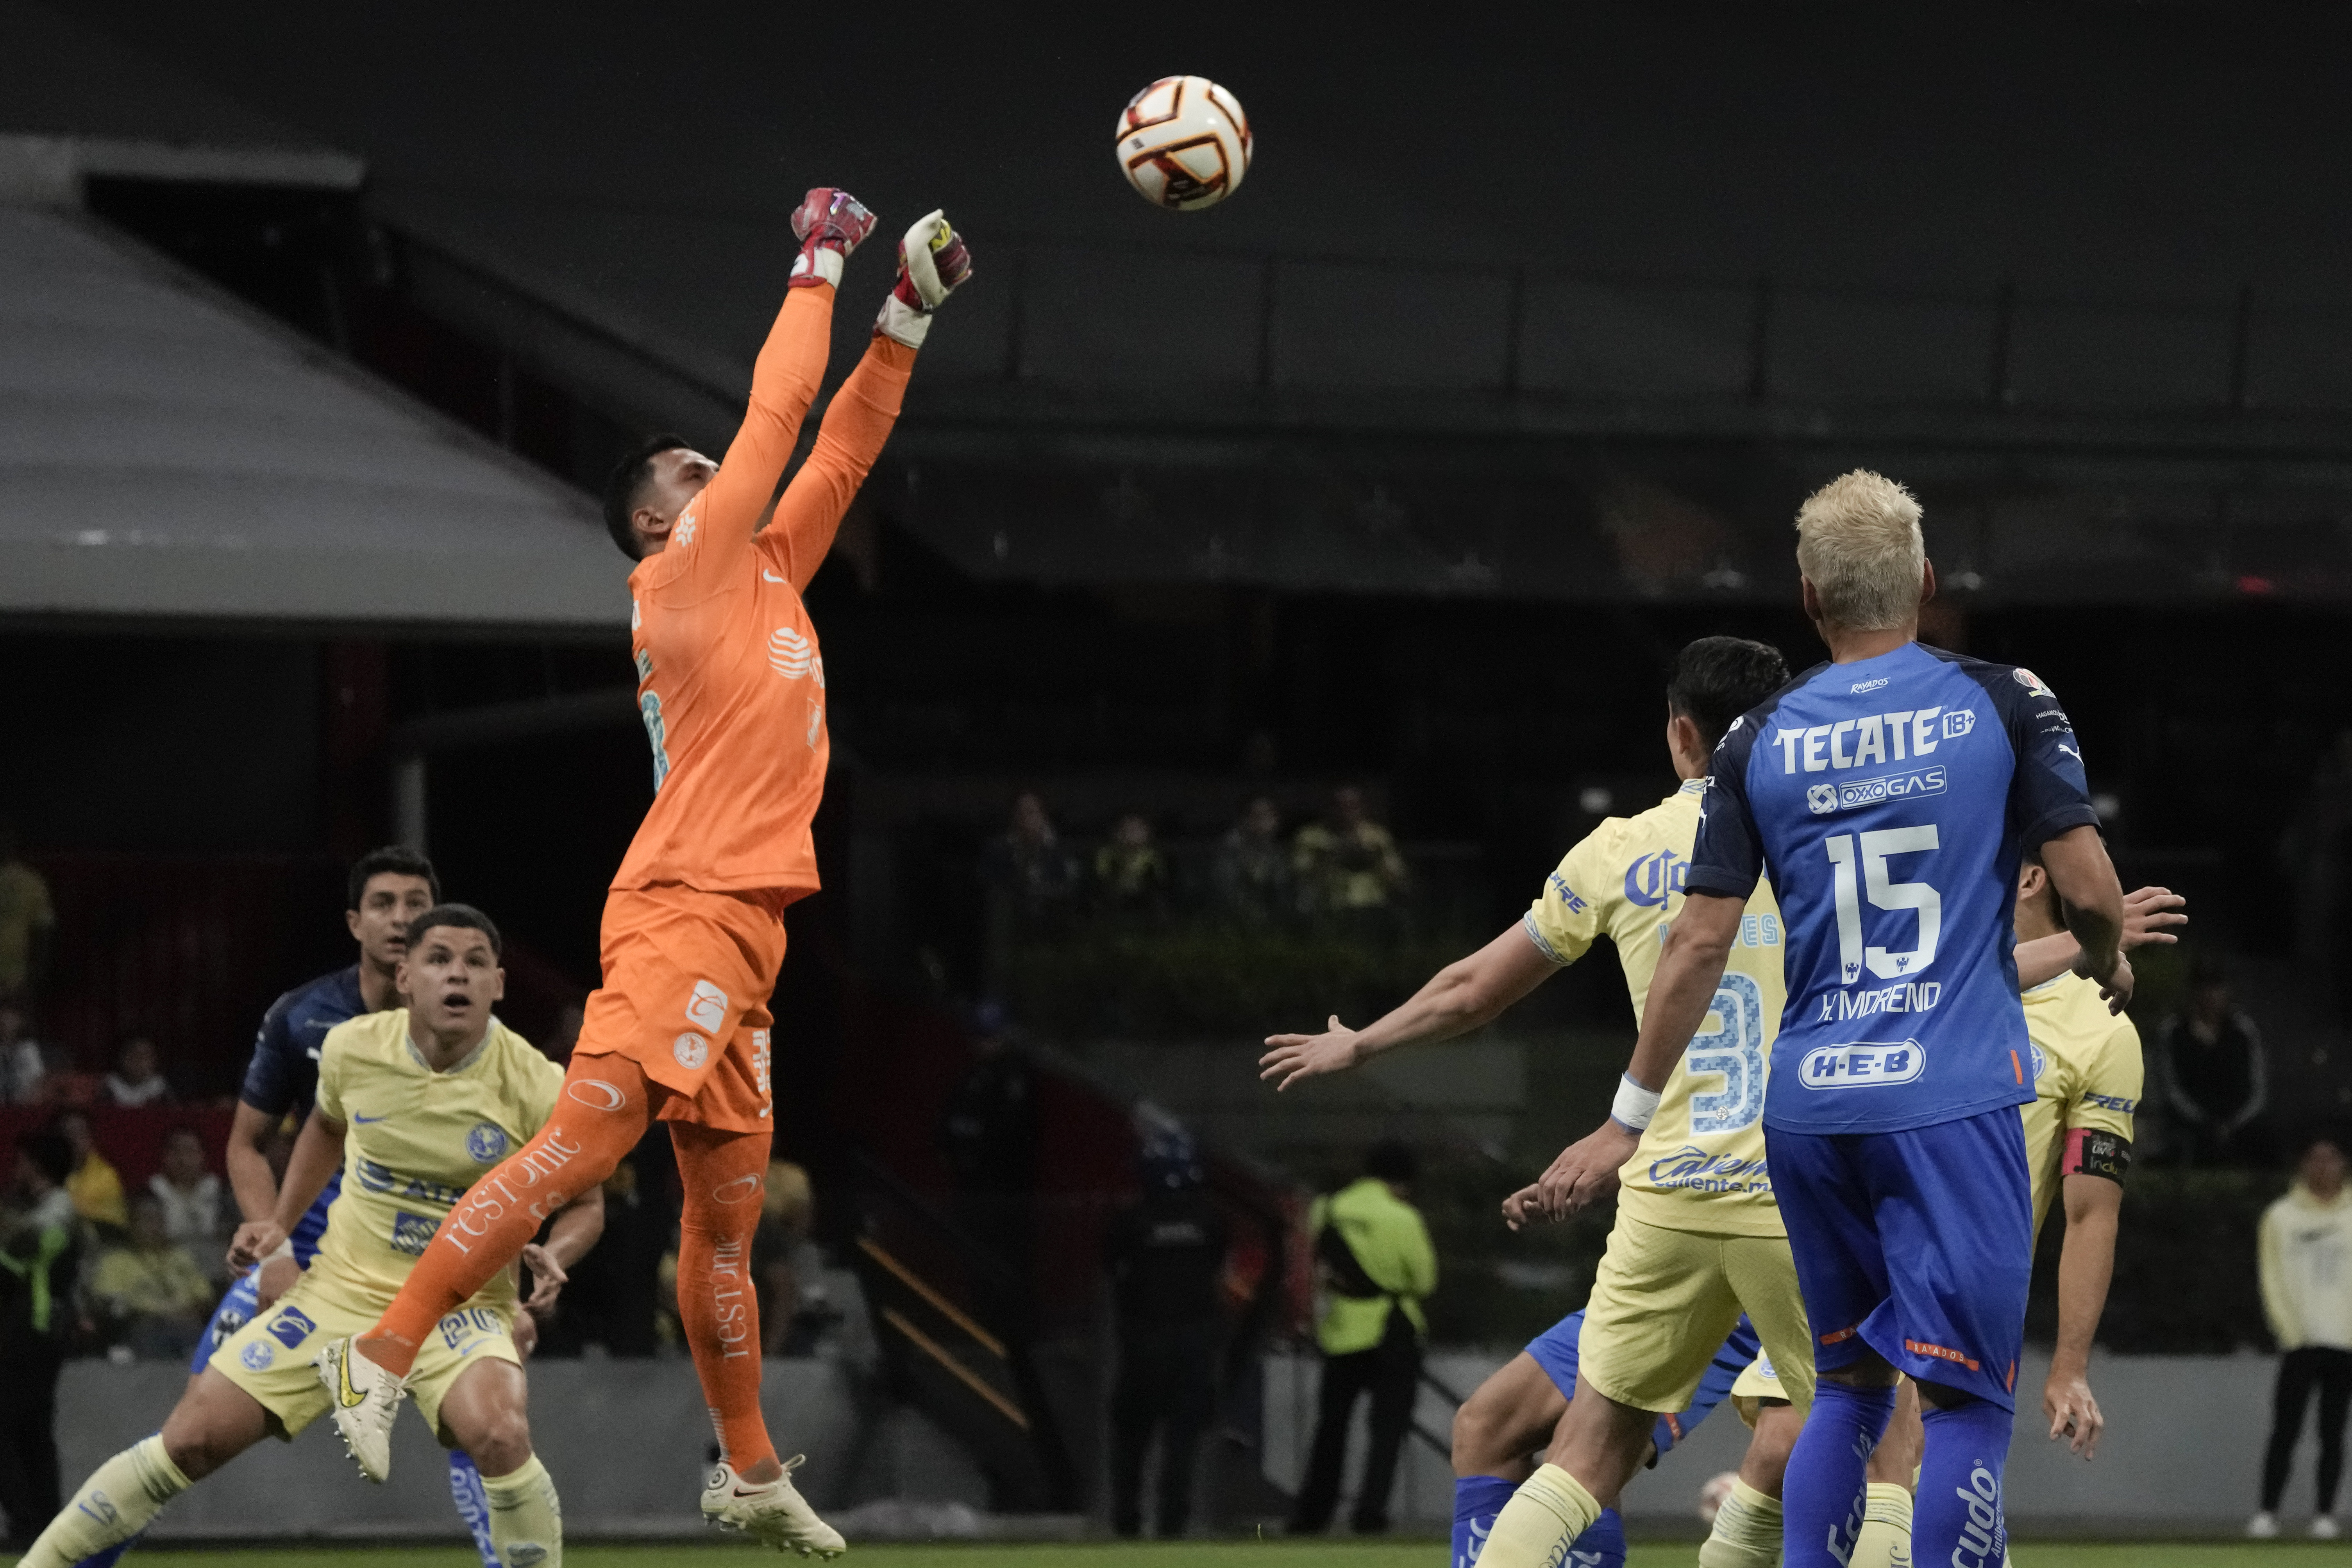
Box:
[1524,780,1787,1237]
[311,1010,563,1309]
[2020,973,2142,1241]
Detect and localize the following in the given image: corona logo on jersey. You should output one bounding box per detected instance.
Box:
[1623,849,1688,907]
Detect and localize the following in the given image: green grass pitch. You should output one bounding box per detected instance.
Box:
[29,1542,2352,1568]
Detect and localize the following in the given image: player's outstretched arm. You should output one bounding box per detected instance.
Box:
[763,212,972,591]
[223,1098,285,1226]
[2014,884,2187,989]
[1259,923,1556,1090]
[1531,890,1745,1220]
[2045,1171,2122,1459]
[2041,825,2131,1010]
[227,1109,345,1271]
[519,1184,605,1320]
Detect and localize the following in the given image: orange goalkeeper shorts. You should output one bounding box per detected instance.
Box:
[573,883,790,1134]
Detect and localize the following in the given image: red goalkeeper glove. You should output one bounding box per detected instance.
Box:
[788,187,877,290]
[874,210,972,348]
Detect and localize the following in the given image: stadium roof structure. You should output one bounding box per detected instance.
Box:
[0,202,625,631]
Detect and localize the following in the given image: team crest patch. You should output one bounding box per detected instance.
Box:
[268,1306,317,1349]
[240,1341,275,1371]
[467,1122,509,1162]
[392,1211,439,1256]
[2013,667,2055,698]
[673,1032,711,1069]
[2030,1043,2048,1081]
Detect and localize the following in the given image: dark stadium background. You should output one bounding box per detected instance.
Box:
[6,0,2352,1534]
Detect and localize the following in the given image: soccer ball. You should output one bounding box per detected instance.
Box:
[1697,1470,1739,1525]
[1115,75,1253,210]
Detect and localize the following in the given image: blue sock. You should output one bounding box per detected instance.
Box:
[1914,1396,2014,1568]
[447,1449,499,1568]
[1452,1474,1517,1568]
[1782,1378,1896,1568]
[75,1529,143,1568]
[1566,1507,1626,1568]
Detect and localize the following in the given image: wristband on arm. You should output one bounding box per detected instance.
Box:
[1612,1074,1662,1132]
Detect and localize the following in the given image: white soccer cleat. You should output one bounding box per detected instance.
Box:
[2313,1515,2341,1540]
[2247,1510,2280,1538]
[702,1456,846,1557]
[315,1336,408,1483]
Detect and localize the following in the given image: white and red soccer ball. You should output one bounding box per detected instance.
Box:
[1115,75,1253,211]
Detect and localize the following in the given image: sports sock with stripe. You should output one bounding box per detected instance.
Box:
[1698,1475,1784,1568]
[480,1452,564,1568]
[361,1054,649,1377]
[1478,1463,1604,1568]
[674,1123,780,1476]
[1452,1473,1517,1568]
[1912,1397,2011,1568]
[20,1436,189,1568]
[1780,1378,1895,1568]
[1849,1479,1916,1568]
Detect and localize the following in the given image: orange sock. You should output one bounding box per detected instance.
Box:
[361,1054,652,1377]
[673,1123,777,1475]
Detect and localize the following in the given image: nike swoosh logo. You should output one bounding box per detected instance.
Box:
[763,570,785,583]
[353,1114,390,1124]
[334,1351,368,1409]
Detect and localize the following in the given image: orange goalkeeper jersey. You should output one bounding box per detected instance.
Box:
[614,283,913,896]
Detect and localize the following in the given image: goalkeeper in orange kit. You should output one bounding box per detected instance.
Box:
[314,187,970,1556]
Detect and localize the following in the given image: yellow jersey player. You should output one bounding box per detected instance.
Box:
[1737,852,2182,1568]
[16,906,602,1568]
[1261,636,1809,1568]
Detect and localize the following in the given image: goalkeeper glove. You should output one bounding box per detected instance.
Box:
[874,210,972,349]
[788,187,877,290]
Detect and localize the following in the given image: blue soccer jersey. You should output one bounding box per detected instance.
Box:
[238,964,368,1264]
[1689,642,2098,1135]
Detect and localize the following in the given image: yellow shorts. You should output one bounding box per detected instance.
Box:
[1730,1350,1791,1427]
[1577,1211,1816,1416]
[211,1268,519,1439]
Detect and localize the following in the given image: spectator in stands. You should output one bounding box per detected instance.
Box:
[148,1126,226,1283]
[939,1001,1038,1295]
[89,1193,215,1361]
[755,1160,830,1357]
[0,820,55,1012]
[52,1110,125,1233]
[2253,1138,2352,1540]
[1213,797,1293,923]
[1106,1136,1228,1539]
[0,1003,47,1105]
[985,792,1080,919]
[1292,786,1407,918]
[101,1036,174,1108]
[2155,961,2268,1166]
[1093,813,1170,918]
[0,1130,82,1550]
[1290,1139,1438,1536]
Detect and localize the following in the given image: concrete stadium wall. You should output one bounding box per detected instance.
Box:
[59,1348,2291,1537]
[1263,1348,2289,1535]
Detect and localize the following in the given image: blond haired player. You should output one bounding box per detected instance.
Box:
[319,188,970,1555]
[1737,855,2175,1568]
[1262,636,1811,1568]
[15,906,598,1568]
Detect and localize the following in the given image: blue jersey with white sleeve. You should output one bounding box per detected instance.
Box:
[240,964,368,1264]
[1687,642,2098,1135]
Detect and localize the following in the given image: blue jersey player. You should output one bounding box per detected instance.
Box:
[1530,472,2128,1568]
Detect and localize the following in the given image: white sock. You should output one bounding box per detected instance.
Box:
[1850,1479,1916,1568]
[21,1435,191,1568]
[481,1452,563,1568]
[1698,1475,1784,1568]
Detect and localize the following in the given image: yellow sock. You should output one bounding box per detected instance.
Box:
[21,1435,192,1568]
[1698,1476,1784,1568]
[1481,1463,1601,1568]
[1850,1479,1915,1568]
[480,1453,563,1568]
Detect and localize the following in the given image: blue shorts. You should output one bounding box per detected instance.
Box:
[1525,1309,1759,1458]
[191,1269,263,1374]
[1766,1105,2032,1410]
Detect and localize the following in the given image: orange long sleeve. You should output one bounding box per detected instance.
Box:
[760,336,916,592]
